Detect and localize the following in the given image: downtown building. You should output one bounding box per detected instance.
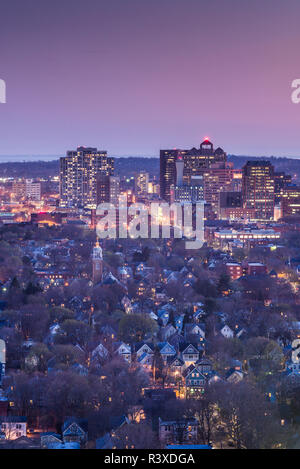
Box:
[59,146,114,208]
[96,174,120,205]
[160,139,231,216]
[171,158,204,203]
[135,171,149,195]
[12,179,41,202]
[160,139,227,203]
[280,185,300,217]
[242,161,275,220]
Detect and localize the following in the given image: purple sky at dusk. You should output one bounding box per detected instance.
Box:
[0,0,300,159]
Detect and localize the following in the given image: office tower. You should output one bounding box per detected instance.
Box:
[92,239,103,284]
[148,181,160,195]
[160,149,187,202]
[230,169,243,191]
[201,163,233,215]
[274,171,292,203]
[183,139,227,183]
[160,139,227,202]
[242,161,275,220]
[135,171,149,195]
[59,146,114,208]
[97,174,120,205]
[175,158,184,186]
[281,185,300,217]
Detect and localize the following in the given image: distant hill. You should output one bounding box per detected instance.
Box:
[0,154,299,181]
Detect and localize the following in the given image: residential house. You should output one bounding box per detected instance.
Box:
[220,324,234,339]
[158,342,176,364]
[0,416,27,440]
[159,324,176,342]
[167,356,185,378]
[40,432,62,449]
[62,418,88,445]
[195,357,213,376]
[114,342,131,363]
[226,368,244,383]
[158,417,198,445]
[183,365,206,398]
[180,344,200,367]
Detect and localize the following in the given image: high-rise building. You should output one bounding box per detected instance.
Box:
[201,163,233,214]
[183,139,226,183]
[274,171,292,203]
[160,149,187,202]
[242,161,275,220]
[97,174,120,205]
[135,172,149,195]
[281,185,300,217]
[160,139,227,203]
[60,146,114,208]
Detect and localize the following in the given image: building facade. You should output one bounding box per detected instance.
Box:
[60,146,114,208]
[242,161,275,220]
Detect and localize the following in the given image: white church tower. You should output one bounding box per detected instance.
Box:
[92,239,103,284]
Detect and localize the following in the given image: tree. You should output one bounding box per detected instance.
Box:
[215,381,284,449]
[152,346,166,385]
[113,423,160,449]
[24,343,53,372]
[50,306,75,323]
[118,314,157,343]
[193,278,217,298]
[54,319,92,348]
[217,273,231,295]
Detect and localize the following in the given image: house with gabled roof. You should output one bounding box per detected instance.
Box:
[62,418,88,445]
[114,342,131,363]
[226,368,244,383]
[167,355,185,377]
[159,324,176,342]
[219,324,234,339]
[195,357,213,377]
[158,342,176,363]
[0,416,27,440]
[134,342,154,358]
[40,432,62,449]
[174,315,184,333]
[183,365,206,398]
[137,352,153,369]
[157,309,170,327]
[193,309,205,323]
[180,343,200,367]
[91,343,109,362]
[184,323,205,340]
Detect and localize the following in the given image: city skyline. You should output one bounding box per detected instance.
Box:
[1,0,300,157]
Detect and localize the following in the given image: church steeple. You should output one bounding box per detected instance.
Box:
[92,238,103,283]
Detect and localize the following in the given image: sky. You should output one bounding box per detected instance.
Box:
[0,0,300,159]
